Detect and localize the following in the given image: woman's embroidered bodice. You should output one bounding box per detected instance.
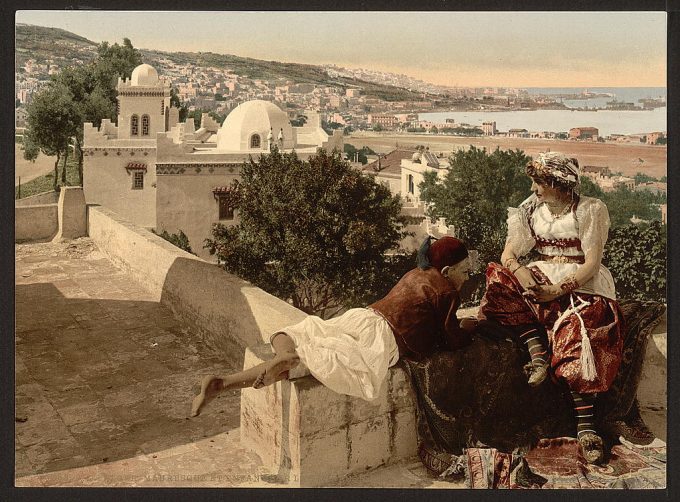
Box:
[506,195,616,300]
[530,205,583,257]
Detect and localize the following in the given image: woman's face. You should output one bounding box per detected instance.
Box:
[530,177,564,204]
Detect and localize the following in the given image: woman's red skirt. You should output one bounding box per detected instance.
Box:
[479,263,623,393]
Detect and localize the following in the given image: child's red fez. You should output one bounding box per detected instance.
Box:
[417,236,468,271]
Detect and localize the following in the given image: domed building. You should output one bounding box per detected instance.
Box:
[130,63,160,86]
[83,63,343,259]
[216,100,295,151]
[116,63,174,140]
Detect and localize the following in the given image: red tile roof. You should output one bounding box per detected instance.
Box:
[125,162,147,170]
[362,149,415,175]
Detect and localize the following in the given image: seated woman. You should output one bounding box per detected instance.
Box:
[191,236,475,416]
[478,152,623,465]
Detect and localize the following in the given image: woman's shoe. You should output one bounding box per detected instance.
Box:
[523,361,549,387]
[578,431,605,465]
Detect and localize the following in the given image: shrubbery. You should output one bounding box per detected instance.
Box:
[205,148,410,318]
[603,221,666,302]
[154,229,195,255]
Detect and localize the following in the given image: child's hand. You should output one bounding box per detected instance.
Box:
[460,317,478,332]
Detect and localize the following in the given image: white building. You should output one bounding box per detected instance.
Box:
[400,148,449,204]
[83,63,342,258]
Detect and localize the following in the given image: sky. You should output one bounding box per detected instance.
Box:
[15,10,667,88]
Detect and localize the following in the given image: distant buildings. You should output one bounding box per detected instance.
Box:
[647,132,665,145]
[597,175,635,192]
[367,114,399,129]
[482,121,497,136]
[581,165,611,181]
[363,146,455,250]
[635,181,667,195]
[569,127,599,141]
[15,107,28,128]
[507,128,529,138]
[361,148,415,195]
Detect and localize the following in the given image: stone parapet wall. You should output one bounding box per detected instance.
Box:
[15,204,58,242]
[14,190,59,207]
[87,205,306,359]
[240,344,417,487]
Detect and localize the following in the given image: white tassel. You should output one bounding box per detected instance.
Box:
[571,295,597,381]
[552,295,590,335]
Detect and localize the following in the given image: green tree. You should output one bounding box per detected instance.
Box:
[25,82,81,191]
[430,126,438,134]
[601,186,663,227]
[205,148,409,318]
[21,130,40,163]
[91,38,143,105]
[186,108,225,128]
[170,87,189,122]
[419,146,532,299]
[578,176,605,198]
[373,123,384,132]
[603,221,666,301]
[33,38,142,187]
[290,114,308,127]
[53,65,117,185]
[344,144,377,164]
[633,172,656,184]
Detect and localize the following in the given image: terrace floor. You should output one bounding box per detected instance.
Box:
[14,238,460,488]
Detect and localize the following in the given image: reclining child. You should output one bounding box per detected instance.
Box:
[191,236,476,416]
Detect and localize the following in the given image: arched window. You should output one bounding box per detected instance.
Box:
[142,115,150,136]
[408,174,414,194]
[131,114,139,136]
[250,134,261,149]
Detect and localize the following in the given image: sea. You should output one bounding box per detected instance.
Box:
[419,87,666,137]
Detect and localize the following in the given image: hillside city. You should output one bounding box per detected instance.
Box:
[15,24,667,199]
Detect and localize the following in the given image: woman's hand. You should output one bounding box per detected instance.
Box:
[513,266,537,291]
[528,284,563,303]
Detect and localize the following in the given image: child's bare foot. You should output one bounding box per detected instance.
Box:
[191,375,224,417]
[253,353,300,389]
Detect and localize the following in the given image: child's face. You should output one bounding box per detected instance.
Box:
[444,257,471,291]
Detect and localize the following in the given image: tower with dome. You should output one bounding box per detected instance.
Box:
[83,63,343,259]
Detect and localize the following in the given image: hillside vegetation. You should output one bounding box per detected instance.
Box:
[16,23,429,102]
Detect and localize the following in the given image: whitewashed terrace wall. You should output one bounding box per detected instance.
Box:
[87,205,306,362]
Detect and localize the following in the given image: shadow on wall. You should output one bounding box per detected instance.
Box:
[15,282,243,476]
[87,206,307,370]
[159,257,307,369]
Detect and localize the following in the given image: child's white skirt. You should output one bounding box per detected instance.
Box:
[278,308,399,401]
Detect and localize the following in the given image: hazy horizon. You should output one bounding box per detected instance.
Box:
[15,11,666,88]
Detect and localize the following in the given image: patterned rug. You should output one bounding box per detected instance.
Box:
[523,437,666,489]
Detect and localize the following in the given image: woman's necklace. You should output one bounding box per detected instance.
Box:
[545,200,572,219]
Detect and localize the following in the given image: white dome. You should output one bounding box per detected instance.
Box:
[217,100,294,151]
[130,64,159,86]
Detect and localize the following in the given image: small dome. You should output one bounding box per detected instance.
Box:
[217,100,294,151]
[130,64,159,86]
